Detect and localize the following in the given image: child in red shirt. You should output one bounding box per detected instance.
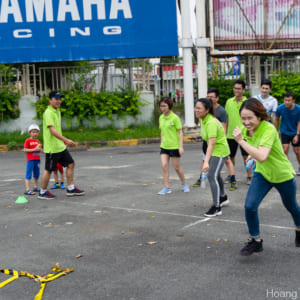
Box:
[23,124,42,195]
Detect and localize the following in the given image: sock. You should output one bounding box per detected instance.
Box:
[40,188,47,194]
[230,175,236,182]
[68,184,74,191]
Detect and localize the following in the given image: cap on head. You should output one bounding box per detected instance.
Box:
[28,124,40,133]
[49,91,65,99]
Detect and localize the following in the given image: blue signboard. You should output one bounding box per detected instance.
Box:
[0,0,178,63]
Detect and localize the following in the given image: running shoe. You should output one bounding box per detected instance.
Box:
[158,187,172,195]
[240,238,263,256]
[66,186,85,196]
[37,190,56,200]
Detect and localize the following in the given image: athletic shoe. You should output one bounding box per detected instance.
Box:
[182,184,190,193]
[51,183,60,189]
[229,181,237,191]
[246,177,252,185]
[158,187,172,195]
[204,205,222,217]
[60,183,65,189]
[66,186,85,196]
[192,178,201,187]
[295,230,300,247]
[37,190,56,200]
[240,238,263,256]
[224,175,231,184]
[297,167,300,176]
[220,194,229,207]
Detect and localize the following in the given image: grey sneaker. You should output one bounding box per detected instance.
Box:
[246,177,252,185]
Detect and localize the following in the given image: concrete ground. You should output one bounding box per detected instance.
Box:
[1,143,300,300]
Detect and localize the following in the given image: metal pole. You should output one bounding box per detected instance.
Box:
[180,0,195,127]
[195,0,210,99]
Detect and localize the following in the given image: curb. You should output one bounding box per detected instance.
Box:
[0,136,201,152]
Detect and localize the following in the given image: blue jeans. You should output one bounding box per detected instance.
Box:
[245,172,300,238]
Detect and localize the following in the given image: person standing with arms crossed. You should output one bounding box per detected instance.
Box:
[273,91,300,175]
[233,98,300,256]
[38,91,85,199]
[225,79,252,187]
[193,88,235,193]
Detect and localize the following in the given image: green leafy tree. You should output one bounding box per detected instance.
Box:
[270,70,300,104]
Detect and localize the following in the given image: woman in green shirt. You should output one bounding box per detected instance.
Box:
[195,98,230,217]
[158,97,190,195]
[233,98,300,256]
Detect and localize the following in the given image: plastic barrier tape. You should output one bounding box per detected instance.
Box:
[0,264,74,300]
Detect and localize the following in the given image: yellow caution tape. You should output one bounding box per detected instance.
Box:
[0,264,73,300]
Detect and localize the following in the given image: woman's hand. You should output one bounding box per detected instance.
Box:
[179,146,184,156]
[233,126,243,143]
[202,161,209,173]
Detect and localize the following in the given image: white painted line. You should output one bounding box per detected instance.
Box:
[181,218,210,230]
[107,206,295,231]
[0,178,23,182]
[64,201,296,231]
[81,165,132,170]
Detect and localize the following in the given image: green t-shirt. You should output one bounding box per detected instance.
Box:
[159,111,182,149]
[242,120,295,183]
[201,113,230,157]
[225,96,247,139]
[43,106,66,154]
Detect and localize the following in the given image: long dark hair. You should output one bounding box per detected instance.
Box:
[196,98,215,116]
[240,98,269,121]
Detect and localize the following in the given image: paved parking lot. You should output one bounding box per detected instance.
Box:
[1,143,300,300]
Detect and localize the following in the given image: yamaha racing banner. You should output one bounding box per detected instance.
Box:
[0,0,179,63]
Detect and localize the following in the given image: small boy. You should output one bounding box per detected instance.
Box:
[51,163,65,189]
[23,124,42,195]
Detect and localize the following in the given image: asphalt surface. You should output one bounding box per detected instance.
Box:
[1,143,300,300]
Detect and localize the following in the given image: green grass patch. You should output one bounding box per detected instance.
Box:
[0,123,160,146]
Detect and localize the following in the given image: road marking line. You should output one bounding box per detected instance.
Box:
[64,201,296,231]
[181,218,210,230]
[107,206,295,231]
[81,165,132,170]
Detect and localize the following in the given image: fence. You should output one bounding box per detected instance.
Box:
[1,56,300,97]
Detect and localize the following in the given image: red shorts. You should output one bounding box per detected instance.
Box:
[55,162,64,173]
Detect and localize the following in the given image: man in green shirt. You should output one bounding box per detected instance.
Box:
[38,91,85,200]
[225,79,251,188]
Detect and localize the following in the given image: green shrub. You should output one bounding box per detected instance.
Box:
[270,70,300,104]
[0,88,20,122]
[33,86,146,127]
[208,78,251,107]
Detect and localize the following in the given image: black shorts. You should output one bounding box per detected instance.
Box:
[227,138,248,158]
[281,133,300,147]
[202,140,208,154]
[160,148,180,157]
[45,149,74,171]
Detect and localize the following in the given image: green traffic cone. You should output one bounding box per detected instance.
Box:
[15,195,28,204]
